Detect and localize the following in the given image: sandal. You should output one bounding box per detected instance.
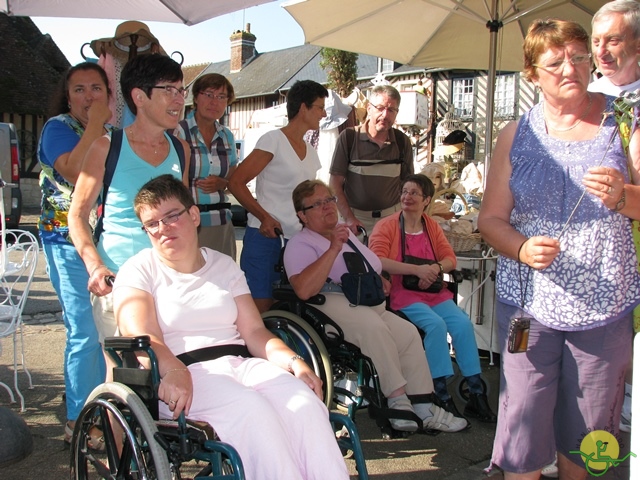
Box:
[64,421,74,445]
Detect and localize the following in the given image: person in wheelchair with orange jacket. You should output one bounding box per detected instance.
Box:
[369,174,496,423]
[112,174,349,480]
[283,179,468,433]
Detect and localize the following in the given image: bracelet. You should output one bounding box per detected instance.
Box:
[287,355,304,373]
[162,368,188,379]
[613,188,626,212]
[436,262,444,275]
[90,264,107,277]
[517,240,527,263]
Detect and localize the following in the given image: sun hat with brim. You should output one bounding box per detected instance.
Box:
[434,142,465,156]
[90,20,167,60]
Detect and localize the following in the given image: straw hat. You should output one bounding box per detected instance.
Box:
[90,21,166,60]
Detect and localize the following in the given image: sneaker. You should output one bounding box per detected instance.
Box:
[421,404,468,433]
[388,395,419,432]
[541,456,558,478]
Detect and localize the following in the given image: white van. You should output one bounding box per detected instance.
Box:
[0,123,22,228]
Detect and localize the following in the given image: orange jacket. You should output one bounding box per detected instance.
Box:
[369,211,457,267]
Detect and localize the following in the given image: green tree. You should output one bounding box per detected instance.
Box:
[319,48,359,98]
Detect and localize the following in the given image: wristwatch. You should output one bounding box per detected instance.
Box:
[436,262,444,275]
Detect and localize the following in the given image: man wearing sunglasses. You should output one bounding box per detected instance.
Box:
[329,85,413,235]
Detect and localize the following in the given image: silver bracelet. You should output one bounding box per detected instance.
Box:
[287,355,304,373]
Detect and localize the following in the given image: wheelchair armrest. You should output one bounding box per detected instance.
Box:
[272,286,326,305]
[104,335,151,351]
[445,270,464,284]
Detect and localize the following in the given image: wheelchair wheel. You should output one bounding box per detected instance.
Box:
[262,310,334,408]
[71,382,171,480]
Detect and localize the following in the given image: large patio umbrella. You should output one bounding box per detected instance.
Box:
[1,0,275,25]
[283,0,607,165]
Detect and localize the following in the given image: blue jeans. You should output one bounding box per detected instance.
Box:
[43,241,105,420]
[401,300,481,379]
[240,227,284,299]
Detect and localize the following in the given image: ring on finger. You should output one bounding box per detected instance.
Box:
[170,400,176,405]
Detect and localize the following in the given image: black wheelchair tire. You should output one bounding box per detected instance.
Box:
[71,382,172,480]
[262,310,334,408]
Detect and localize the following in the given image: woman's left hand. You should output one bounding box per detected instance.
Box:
[583,167,626,210]
[291,360,324,400]
[195,175,227,194]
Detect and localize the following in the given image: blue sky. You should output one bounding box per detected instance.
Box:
[32,2,304,67]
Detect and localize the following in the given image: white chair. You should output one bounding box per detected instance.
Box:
[0,229,39,411]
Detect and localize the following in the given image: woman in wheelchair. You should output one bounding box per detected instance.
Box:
[112,174,349,480]
[369,174,496,423]
[283,179,468,433]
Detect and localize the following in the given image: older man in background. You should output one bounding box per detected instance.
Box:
[329,85,413,235]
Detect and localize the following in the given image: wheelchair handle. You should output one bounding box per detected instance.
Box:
[105,275,116,287]
[274,227,285,248]
[357,226,368,246]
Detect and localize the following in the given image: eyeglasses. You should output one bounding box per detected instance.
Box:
[200,91,229,102]
[533,53,592,73]
[401,190,426,198]
[151,85,188,99]
[141,208,188,234]
[301,196,337,212]
[370,103,399,115]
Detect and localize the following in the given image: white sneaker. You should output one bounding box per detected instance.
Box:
[541,456,558,478]
[421,404,468,433]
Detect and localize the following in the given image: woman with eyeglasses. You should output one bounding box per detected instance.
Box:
[69,53,190,345]
[283,179,468,433]
[174,73,238,259]
[369,174,496,424]
[229,80,328,313]
[478,19,640,479]
[38,62,114,443]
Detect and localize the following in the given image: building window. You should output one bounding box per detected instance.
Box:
[494,73,516,118]
[452,77,474,119]
[378,58,395,73]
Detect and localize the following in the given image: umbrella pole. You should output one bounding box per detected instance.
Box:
[483,18,501,184]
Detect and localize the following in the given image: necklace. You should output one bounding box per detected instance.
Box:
[127,127,166,155]
[544,93,593,133]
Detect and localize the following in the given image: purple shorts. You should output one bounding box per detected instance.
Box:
[491,302,631,474]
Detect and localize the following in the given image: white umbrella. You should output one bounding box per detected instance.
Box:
[1,0,275,25]
[283,0,606,164]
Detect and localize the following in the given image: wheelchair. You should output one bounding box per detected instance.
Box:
[70,334,369,479]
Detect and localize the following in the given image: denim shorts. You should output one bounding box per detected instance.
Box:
[239,227,283,299]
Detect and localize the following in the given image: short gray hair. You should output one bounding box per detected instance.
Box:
[370,85,401,105]
[593,0,640,39]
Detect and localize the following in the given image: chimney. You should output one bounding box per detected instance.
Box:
[230,23,256,73]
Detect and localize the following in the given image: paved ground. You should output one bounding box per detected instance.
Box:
[0,208,630,479]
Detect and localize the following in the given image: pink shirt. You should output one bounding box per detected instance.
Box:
[389,231,453,311]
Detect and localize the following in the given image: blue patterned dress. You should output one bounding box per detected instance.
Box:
[496,96,640,331]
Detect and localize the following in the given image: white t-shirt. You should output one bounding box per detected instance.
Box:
[114,247,250,356]
[588,75,640,96]
[248,129,321,238]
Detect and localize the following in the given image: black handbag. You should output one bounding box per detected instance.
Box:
[340,240,386,307]
[400,213,443,293]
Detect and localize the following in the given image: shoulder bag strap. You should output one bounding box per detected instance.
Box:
[399,212,435,261]
[346,238,376,273]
